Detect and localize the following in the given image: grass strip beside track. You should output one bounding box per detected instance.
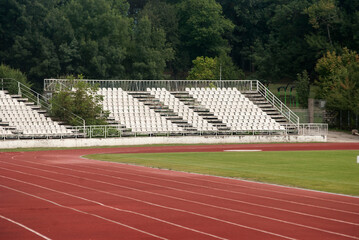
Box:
[87,150,359,196]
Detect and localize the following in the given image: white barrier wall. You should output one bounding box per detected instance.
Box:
[0,135,326,149]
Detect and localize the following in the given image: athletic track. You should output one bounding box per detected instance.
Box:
[1,142,359,240]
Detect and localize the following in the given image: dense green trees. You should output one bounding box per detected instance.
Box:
[315,48,359,115]
[1,0,358,85]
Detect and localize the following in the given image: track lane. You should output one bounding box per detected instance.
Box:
[1,143,359,239]
[0,168,291,240]
[2,158,358,231]
[0,159,358,239]
[0,185,161,240]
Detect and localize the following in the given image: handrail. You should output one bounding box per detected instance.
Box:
[0,123,328,140]
[43,79,300,125]
[44,79,256,92]
[254,80,300,125]
[1,78,85,127]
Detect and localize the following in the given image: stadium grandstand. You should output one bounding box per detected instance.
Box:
[0,78,327,147]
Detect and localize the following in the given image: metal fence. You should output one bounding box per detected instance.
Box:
[0,124,327,140]
[44,79,256,92]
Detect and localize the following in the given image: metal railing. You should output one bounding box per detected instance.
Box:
[0,124,327,140]
[1,78,85,127]
[44,79,256,92]
[285,123,328,136]
[254,80,300,125]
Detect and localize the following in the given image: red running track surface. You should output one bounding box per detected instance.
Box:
[0,143,359,240]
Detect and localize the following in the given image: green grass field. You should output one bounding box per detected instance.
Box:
[86,150,359,196]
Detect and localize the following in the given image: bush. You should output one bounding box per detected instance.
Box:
[0,64,32,94]
[51,80,109,126]
[295,70,310,108]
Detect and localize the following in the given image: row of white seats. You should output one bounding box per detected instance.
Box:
[0,90,74,135]
[99,88,181,132]
[96,87,285,133]
[188,88,283,131]
[149,88,216,131]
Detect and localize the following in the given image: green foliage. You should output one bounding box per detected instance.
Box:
[177,0,234,68]
[295,70,310,108]
[1,0,359,83]
[305,0,339,46]
[140,0,180,75]
[0,64,32,94]
[127,16,174,79]
[57,0,131,79]
[51,79,109,125]
[250,0,316,80]
[216,54,245,80]
[187,55,244,80]
[187,56,217,80]
[315,48,359,114]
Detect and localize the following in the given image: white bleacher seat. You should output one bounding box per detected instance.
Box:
[0,90,74,137]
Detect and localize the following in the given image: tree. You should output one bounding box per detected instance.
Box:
[305,0,339,46]
[57,0,131,79]
[51,79,109,125]
[295,70,310,108]
[315,47,359,115]
[187,55,244,80]
[215,54,244,80]
[0,0,60,87]
[140,0,180,75]
[126,16,174,79]
[250,0,316,81]
[177,0,234,68]
[187,56,217,80]
[0,64,32,94]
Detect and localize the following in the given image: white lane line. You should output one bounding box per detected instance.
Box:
[80,162,359,213]
[0,214,52,240]
[12,158,358,220]
[0,184,168,240]
[0,175,227,240]
[77,164,359,225]
[223,150,262,152]
[0,169,295,240]
[2,167,358,240]
[83,156,359,206]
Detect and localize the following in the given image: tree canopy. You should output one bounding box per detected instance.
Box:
[0,0,358,84]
